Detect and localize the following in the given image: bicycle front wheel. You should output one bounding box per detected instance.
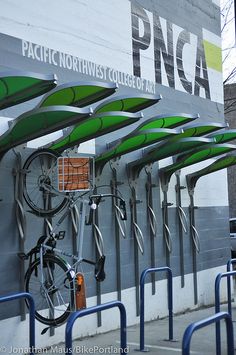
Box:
[23,149,68,217]
[25,253,74,326]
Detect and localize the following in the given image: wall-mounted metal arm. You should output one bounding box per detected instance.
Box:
[161,179,173,267]
[133,221,145,254]
[114,204,127,238]
[129,185,144,316]
[190,225,200,253]
[145,169,158,294]
[110,164,124,302]
[13,151,28,321]
[163,223,172,253]
[70,204,80,236]
[177,206,188,234]
[93,223,104,258]
[147,204,158,236]
[189,193,199,305]
[185,153,236,305]
[175,170,187,288]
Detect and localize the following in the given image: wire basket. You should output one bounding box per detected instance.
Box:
[57,156,94,192]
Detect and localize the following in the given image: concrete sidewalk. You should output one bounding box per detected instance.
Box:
[43,303,236,355]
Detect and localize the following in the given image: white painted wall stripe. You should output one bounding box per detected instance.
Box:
[0,265,227,349]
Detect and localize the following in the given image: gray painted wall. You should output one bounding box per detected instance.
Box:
[0,0,231,324]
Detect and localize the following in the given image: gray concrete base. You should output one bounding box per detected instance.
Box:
[43,303,236,355]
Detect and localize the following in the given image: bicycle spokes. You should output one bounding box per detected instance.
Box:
[25,254,73,326]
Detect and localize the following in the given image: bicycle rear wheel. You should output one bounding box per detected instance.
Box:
[23,149,68,217]
[25,253,74,326]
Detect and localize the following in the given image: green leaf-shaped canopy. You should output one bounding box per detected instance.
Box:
[0,106,91,154]
[207,129,236,143]
[94,93,162,113]
[136,113,199,130]
[47,111,142,152]
[128,137,214,179]
[159,143,236,186]
[170,122,226,141]
[38,81,117,108]
[95,127,181,174]
[0,70,57,110]
[186,152,236,190]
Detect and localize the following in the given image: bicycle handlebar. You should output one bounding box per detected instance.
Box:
[88,193,127,221]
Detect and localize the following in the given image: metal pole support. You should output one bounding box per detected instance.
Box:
[139,267,173,351]
[182,312,234,355]
[65,300,127,354]
[226,258,236,317]
[0,292,35,355]
[215,270,236,355]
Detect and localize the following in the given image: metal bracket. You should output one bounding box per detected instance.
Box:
[187,187,195,197]
[130,192,142,206]
[175,184,186,192]
[109,157,121,172]
[159,168,173,193]
[145,165,158,188]
[162,201,173,208]
[126,163,139,182]
[144,163,153,175]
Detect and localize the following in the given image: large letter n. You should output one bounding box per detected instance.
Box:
[131,3,151,77]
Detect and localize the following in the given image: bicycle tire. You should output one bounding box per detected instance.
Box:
[25,253,74,326]
[23,149,68,217]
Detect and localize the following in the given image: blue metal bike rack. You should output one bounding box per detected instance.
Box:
[215,270,236,355]
[226,258,236,317]
[182,311,234,355]
[139,267,173,351]
[0,292,35,355]
[65,300,127,354]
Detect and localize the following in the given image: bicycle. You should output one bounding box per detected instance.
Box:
[19,149,127,330]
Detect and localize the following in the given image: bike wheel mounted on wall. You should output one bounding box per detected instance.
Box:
[25,253,74,326]
[23,149,69,217]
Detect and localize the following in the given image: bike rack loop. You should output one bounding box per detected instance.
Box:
[0,292,35,355]
[215,270,236,355]
[65,300,127,354]
[226,258,236,317]
[139,267,173,352]
[182,311,234,355]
